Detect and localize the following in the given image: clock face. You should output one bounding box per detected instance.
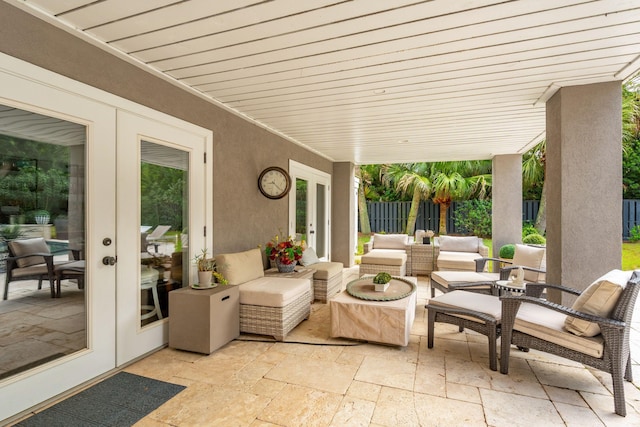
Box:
[258,167,291,199]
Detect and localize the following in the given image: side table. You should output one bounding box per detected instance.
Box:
[410,244,434,276]
[264,267,316,303]
[168,285,239,354]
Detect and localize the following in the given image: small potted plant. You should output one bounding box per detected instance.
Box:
[34,209,50,225]
[193,249,216,287]
[264,232,303,273]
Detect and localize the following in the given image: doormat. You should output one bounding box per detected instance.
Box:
[15,372,185,427]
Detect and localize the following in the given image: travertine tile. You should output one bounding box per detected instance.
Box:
[265,354,357,394]
[355,355,416,391]
[553,402,606,427]
[414,361,445,397]
[347,380,381,402]
[258,383,342,427]
[480,388,564,427]
[444,357,494,390]
[413,392,486,426]
[543,384,589,407]
[370,387,419,426]
[445,382,481,404]
[249,378,287,398]
[329,396,375,426]
[529,360,610,395]
[580,391,640,425]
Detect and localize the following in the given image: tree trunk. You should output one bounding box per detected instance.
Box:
[405,188,421,235]
[438,202,450,235]
[358,182,371,234]
[534,179,546,235]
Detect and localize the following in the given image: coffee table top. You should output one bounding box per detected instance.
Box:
[346,276,416,301]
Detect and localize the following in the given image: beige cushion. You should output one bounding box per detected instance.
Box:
[239,277,309,307]
[437,251,482,271]
[9,238,50,268]
[312,261,343,280]
[564,269,632,337]
[300,247,320,266]
[516,302,604,358]
[428,290,502,322]
[512,244,545,282]
[438,236,479,252]
[360,249,407,266]
[215,248,264,286]
[372,234,408,250]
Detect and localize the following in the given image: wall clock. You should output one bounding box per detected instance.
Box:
[258,166,291,199]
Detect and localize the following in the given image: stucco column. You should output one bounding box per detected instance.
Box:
[546,81,622,304]
[332,162,355,267]
[492,154,522,260]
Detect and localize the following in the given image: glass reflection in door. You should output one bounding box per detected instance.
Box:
[140,140,189,326]
[0,104,86,380]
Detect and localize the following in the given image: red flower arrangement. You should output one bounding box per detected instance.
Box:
[265,233,303,265]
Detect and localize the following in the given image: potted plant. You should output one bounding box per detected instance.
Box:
[264,232,303,273]
[34,209,50,225]
[193,249,227,287]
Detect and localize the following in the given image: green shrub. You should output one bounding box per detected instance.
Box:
[522,233,546,245]
[453,200,492,238]
[629,225,640,243]
[522,223,538,238]
[499,244,515,259]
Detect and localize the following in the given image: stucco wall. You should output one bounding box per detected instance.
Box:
[0,2,333,256]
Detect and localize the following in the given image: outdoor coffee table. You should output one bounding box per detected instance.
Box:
[329,276,417,346]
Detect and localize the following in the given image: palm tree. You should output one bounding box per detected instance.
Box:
[522,139,546,234]
[356,165,376,235]
[383,161,491,235]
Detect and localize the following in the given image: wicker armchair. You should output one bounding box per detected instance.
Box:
[499,270,640,416]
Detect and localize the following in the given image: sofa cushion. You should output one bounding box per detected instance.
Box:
[312,261,343,280]
[437,251,482,271]
[239,276,309,307]
[360,249,407,266]
[9,238,50,268]
[438,235,479,252]
[215,248,264,286]
[564,269,632,337]
[516,302,604,358]
[512,244,545,282]
[372,233,408,250]
[300,247,320,266]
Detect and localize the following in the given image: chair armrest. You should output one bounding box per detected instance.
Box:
[475,257,505,272]
[500,294,625,330]
[8,252,54,261]
[363,241,373,254]
[478,242,489,258]
[524,282,581,296]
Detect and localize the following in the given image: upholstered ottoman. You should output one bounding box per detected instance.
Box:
[330,276,417,346]
[311,262,343,302]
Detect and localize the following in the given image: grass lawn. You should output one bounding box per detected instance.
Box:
[358,234,640,270]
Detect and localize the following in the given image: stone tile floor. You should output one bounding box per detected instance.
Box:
[121,272,640,426]
[9,269,640,426]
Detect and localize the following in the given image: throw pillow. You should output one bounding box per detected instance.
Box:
[372,233,408,249]
[564,269,632,337]
[215,248,264,286]
[511,244,545,282]
[300,247,320,266]
[438,235,479,252]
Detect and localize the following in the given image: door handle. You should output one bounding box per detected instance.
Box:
[102,256,117,266]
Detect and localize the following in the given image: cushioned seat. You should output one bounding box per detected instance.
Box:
[216,248,310,340]
[430,271,497,297]
[435,235,488,271]
[359,234,410,276]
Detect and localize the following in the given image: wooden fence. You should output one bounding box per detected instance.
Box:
[360,200,640,239]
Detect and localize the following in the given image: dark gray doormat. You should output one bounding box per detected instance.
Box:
[15,372,185,427]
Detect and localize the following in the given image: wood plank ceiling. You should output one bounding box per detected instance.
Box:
[10,0,640,164]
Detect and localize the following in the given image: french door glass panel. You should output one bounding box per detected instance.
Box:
[116,111,208,366]
[0,65,116,421]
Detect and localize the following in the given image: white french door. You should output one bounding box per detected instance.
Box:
[116,111,211,366]
[289,160,331,260]
[0,59,117,420]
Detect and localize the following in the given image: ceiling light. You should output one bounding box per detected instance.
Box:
[373,89,386,94]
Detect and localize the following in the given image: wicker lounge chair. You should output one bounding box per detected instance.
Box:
[499,270,640,416]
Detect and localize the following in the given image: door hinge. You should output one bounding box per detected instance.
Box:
[204,225,207,237]
[204,152,207,163]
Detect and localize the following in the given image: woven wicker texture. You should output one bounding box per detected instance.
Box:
[240,289,311,341]
[313,274,342,303]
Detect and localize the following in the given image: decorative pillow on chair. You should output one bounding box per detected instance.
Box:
[512,244,545,282]
[372,233,408,249]
[8,238,50,268]
[300,247,320,266]
[564,269,633,337]
[438,235,479,252]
